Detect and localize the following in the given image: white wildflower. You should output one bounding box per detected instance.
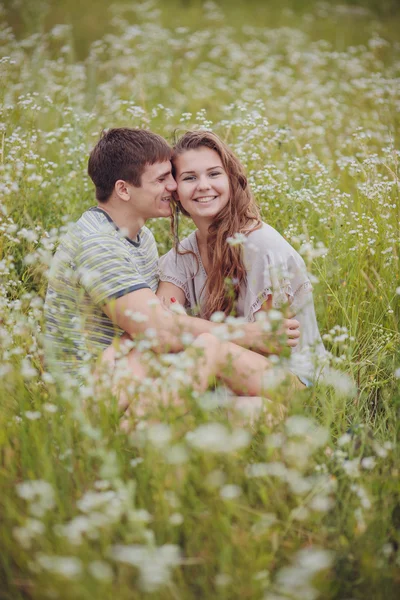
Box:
[88,560,113,581]
[13,518,45,549]
[226,232,247,246]
[36,554,82,578]
[210,311,225,322]
[220,484,242,499]
[290,506,310,521]
[77,490,117,513]
[111,544,181,592]
[147,423,172,448]
[16,480,55,517]
[321,368,356,397]
[43,403,58,413]
[342,458,360,478]
[186,423,250,453]
[361,456,376,470]
[295,547,334,573]
[251,513,277,535]
[337,433,352,446]
[166,444,189,464]
[206,469,226,488]
[21,358,38,379]
[285,416,329,448]
[25,411,41,420]
[215,573,232,587]
[309,495,333,512]
[169,513,184,526]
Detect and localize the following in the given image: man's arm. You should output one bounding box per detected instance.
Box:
[103,288,299,355]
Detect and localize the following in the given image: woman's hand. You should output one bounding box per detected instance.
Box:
[245,316,301,356]
[159,295,187,315]
[281,318,300,348]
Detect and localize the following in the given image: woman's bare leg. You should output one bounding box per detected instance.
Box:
[97,333,302,421]
[212,338,304,397]
[97,333,226,415]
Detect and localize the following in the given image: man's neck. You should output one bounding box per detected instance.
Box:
[96,203,144,240]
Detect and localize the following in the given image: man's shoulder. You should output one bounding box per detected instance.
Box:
[75,208,118,239]
[59,209,115,246]
[139,225,157,245]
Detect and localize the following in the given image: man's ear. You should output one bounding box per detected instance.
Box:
[115,179,131,202]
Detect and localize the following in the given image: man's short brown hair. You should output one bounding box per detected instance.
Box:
[88,128,172,202]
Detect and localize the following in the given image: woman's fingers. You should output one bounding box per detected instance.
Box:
[283,319,300,336]
[283,318,300,347]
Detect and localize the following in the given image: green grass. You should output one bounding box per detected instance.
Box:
[0,0,400,598]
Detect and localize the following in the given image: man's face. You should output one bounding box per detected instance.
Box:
[130,161,177,219]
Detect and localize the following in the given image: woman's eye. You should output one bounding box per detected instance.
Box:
[210,171,221,177]
[183,176,195,181]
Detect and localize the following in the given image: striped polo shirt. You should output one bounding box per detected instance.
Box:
[44,207,159,379]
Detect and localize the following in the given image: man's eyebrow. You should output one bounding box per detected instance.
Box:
[155,169,172,179]
[180,166,223,175]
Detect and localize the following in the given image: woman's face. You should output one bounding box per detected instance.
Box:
[174,147,230,221]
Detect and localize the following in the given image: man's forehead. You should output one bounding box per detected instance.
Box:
[142,160,173,179]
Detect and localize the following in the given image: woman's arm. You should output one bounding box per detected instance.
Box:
[156,281,186,307]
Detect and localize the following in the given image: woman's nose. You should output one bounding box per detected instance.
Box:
[198,176,211,189]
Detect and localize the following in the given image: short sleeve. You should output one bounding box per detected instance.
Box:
[158,249,190,302]
[242,240,295,321]
[76,234,150,305]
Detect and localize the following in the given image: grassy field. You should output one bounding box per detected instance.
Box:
[0,0,399,598]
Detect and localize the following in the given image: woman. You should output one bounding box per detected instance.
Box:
[157,131,328,386]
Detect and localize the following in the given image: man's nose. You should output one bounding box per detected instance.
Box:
[166,177,177,192]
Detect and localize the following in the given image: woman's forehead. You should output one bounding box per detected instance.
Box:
[174,147,222,171]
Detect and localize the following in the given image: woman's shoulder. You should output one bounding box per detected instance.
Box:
[159,232,197,268]
[246,222,298,256]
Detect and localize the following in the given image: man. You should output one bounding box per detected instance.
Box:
[44,128,300,400]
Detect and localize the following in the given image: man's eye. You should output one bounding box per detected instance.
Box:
[158,178,166,182]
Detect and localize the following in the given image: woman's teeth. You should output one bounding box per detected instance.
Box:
[194,196,216,203]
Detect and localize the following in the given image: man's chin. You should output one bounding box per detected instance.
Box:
[160,206,172,217]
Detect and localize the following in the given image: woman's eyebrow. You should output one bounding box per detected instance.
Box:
[180,166,222,175]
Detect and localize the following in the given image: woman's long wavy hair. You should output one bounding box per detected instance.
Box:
[171,131,262,319]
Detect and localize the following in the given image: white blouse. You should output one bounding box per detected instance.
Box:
[158,223,328,381]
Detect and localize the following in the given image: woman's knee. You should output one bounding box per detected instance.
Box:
[193,332,220,351]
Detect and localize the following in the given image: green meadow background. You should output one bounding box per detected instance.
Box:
[0,1,399,598]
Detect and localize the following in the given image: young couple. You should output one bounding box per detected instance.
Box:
[45,128,326,412]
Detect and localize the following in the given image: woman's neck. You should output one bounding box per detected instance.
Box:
[192,217,210,248]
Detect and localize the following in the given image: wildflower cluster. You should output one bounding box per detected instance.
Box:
[0,1,399,598]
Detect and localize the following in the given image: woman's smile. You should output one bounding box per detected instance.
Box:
[193,195,218,203]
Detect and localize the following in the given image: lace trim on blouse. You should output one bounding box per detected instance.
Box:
[247,280,312,322]
[293,280,313,298]
[247,281,294,322]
